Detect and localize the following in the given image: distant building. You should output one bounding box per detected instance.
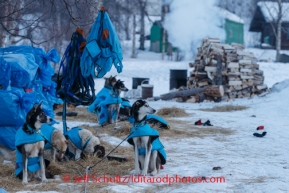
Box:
[217,7,244,45]
[249,1,289,49]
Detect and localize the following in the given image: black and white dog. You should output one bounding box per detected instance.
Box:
[15,102,53,184]
[127,100,166,176]
[107,79,129,128]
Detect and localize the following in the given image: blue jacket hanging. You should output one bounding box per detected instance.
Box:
[80,10,123,78]
[15,126,45,176]
[127,121,159,146]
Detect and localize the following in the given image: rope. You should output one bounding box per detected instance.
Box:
[88,132,133,170]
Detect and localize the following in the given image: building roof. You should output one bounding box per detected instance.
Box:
[216,7,244,24]
[257,1,289,22]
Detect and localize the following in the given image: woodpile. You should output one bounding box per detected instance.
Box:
[187,37,268,100]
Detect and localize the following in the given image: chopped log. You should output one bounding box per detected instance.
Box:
[239,59,252,65]
[197,81,209,87]
[253,69,263,75]
[205,66,217,72]
[160,85,224,100]
[233,85,242,91]
[240,68,252,73]
[237,51,252,56]
[227,62,239,68]
[229,81,242,86]
[256,84,267,91]
[240,75,254,79]
[204,85,224,97]
[227,72,241,76]
[160,87,207,100]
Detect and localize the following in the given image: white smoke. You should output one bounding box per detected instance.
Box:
[163,0,226,60]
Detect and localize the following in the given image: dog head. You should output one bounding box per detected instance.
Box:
[93,145,105,158]
[112,79,129,95]
[131,100,156,122]
[52,130,69,161]
[104,75,117,88]
[26,102,52,130]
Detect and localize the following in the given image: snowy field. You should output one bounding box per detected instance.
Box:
[2,47,289,193]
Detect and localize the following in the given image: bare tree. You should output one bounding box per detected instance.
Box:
[262,0,289,61]
[0,0,99,53]
[138,0,147,50]
[131,0,137,58]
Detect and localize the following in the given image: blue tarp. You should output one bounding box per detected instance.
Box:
[80,11,123,78]
[1,53,38,88]
[0,46,62,150]
[0,89,36,127]
[0,126,19,150]
[0,57,11,90]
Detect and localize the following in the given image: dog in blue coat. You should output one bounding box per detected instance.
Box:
[15,102,53,184]
[127,100,166,176]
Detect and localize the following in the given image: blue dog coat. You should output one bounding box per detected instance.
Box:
[87,86,111,114]
[139,138,166,165]
[127,121,159,146]
[15,126,45,176]
[65,127,91,151]
[40,124,56,149]
[129,114,169,129]
[96,91,122,125]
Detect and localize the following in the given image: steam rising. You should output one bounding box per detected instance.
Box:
[163,0,226,59]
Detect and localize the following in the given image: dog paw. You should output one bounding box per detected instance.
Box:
[141,171,147,176]
[41,178,48,183]
[22,181,28,185]
[150,170,158,176]
[134,170,141,175]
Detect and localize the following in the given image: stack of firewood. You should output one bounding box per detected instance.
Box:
[187,37,268,100]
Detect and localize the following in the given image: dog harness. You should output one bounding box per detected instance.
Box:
[138,138,166,165]
[65,127,91,151]
[127,121,159,146]
[15,125,46,176]
[40,124,56,149]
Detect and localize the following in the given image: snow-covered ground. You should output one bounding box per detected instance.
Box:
[11,46,289,192]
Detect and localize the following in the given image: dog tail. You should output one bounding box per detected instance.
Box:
[0,145,16,160]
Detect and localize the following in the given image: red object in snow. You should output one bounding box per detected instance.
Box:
[195,119,203,125]
[256,126,264,130]
[160,165,164,169]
